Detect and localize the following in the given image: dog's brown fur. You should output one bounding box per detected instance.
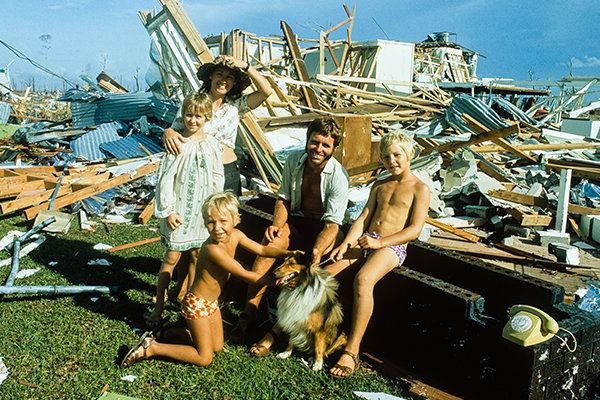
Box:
[274,253,346,370]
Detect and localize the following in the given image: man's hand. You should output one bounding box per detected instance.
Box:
[264,225,282,243]
[163,127,186,155]
[167,213,183,230]
[310,248,322,266]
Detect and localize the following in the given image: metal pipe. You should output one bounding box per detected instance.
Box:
[0,285,118,295]
[5,217,56,286]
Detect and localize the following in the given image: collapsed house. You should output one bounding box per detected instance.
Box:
[2,0,600,398]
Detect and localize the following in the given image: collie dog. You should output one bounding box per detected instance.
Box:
[274,253,347,371]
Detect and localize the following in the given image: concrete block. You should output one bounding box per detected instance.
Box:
[592,217,600,243]
[580,215,593,238]
[504,224,531,238]
[535,230,570,247]
[526,182,544,197]
[548,242,579,265]
[501,236,515,246]
[547,173,560,187]
[465,205,490,219]
[490,215,503,231]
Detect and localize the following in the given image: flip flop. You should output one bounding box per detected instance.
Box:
[121,331,153,368]
[329,350,358,379]
[250,330,278,358]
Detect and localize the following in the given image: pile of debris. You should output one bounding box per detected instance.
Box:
[1,0,600,398]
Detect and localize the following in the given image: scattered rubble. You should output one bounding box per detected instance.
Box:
[1,1,600,397]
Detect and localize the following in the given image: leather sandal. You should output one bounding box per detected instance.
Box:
[329,350,358,379]
[250,329,278,358]
[121,331,153,368]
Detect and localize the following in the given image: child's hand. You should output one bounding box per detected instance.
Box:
[331,245,346,262]
[358,234,382,250]
[167,213,183,230]
[288,250,304,256]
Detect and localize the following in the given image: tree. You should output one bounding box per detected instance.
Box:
[39,34,52,91]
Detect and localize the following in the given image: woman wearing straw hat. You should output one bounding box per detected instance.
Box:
[163,55,273,196]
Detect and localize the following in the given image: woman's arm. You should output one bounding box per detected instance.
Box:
[219,56,273,110]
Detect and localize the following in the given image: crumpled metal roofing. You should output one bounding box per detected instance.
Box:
[445,94,509,136]
[492,96,542,127]
[100,132,164,160]
[0,102,11,124]
[70,121,127,161]
[59,90,178,129]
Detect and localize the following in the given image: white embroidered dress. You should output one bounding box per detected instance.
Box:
[154,135,224,251]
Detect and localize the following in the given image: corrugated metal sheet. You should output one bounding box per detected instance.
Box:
[100,132,164,160]
[0,102,11,124]
[445,94,509,136]
[70,121,127,161]
[492,97,542,127]
[62,90,178,129]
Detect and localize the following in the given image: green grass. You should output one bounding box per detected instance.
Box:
[0,212,409,400]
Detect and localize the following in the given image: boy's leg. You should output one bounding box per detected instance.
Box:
[142,315,215,366]
[330,247,398,377]
[146,250,181,328]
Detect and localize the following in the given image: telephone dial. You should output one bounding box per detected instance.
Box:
[502,305,559,347]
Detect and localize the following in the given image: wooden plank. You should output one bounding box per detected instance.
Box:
[24,161,160,220]
[425,217,481,243]
[476,160,510,183]
[422,123,522,156]
[107,237,161,253]
[159,0,213,63]
[361,352,465,400]
[332,115,372,170]
[487,189,600,215]
[545,160,600,181]
[138,198,155,225]
[70,172,111,191]
[461,114,536,163]
[0,180,46,200]
[472,142,600,153]
[280,20,321,110]
[504,207,553,226]
[1,185,73,214]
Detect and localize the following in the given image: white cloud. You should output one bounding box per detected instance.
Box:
[571,56,600,68]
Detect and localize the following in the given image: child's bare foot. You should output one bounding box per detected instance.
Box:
[121,332,154,368]
[250,330,278,357]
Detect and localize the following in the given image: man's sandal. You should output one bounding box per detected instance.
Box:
[250,329,278,358]
[121,331,154,368]
[329,350,358,379]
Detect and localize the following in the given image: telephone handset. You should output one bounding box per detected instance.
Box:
[502,305,559,347]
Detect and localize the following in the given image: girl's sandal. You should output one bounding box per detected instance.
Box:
[121,332,154,368]
[329,350,358,379]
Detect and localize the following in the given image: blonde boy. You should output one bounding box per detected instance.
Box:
[326,130,430,378]
[122,192,300,368]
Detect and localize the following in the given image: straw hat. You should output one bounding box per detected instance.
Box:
[196,56,252,99]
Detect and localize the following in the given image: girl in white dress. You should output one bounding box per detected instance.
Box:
[145,92,224,329]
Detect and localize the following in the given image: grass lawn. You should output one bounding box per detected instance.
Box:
[0,211,410,400]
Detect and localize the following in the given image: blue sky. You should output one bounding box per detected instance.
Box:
[2,0,599,93]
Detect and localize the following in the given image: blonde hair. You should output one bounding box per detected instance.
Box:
[202,191,239,224]
[379,130,414,160]
[182,92,213,121]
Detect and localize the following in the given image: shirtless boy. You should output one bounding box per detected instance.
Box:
[121,192,300,368]
[326,130,430,378]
